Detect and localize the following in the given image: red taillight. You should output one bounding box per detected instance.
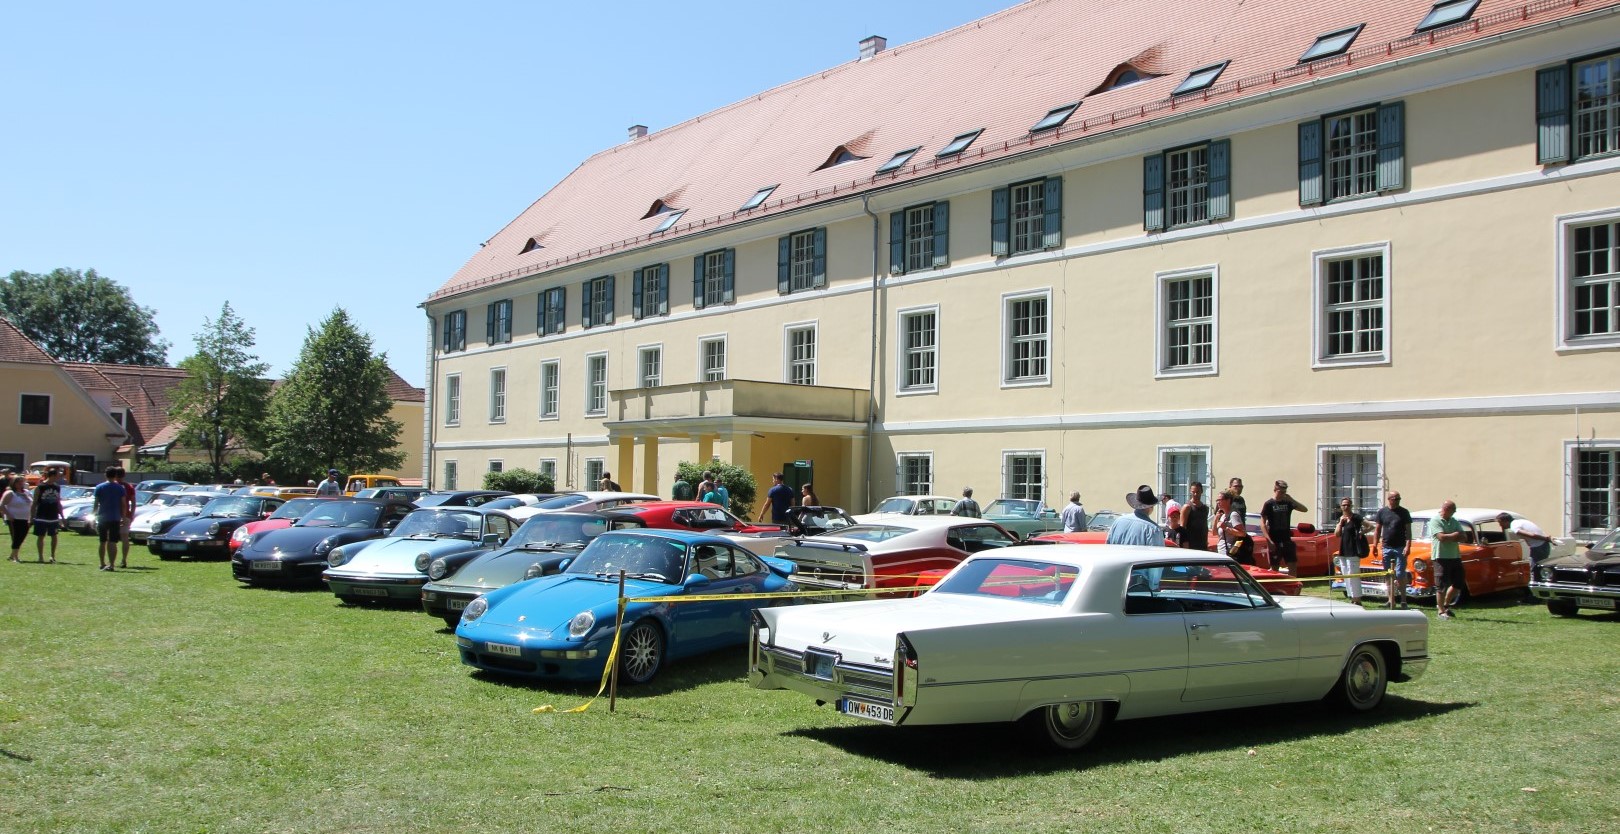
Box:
[898,634,919,669]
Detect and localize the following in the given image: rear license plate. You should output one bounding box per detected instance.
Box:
[1577,596,1616,609]
[486,642,522,656]
[838,697,895,723]
[162,542,186,552]
[352,587,388,597]
[252,560,283,571]
[448,598,468,611]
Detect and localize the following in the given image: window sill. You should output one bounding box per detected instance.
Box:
[896,386,938,397]
[1155,365,1217,380]
[1000,377,1051,389]
[1555,336,1620,353]
[1311,353,1390,370]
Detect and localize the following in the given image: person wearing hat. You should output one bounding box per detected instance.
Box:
[1261,480,1308,573]
[316,469,343,497]
[1107,485,1169,547]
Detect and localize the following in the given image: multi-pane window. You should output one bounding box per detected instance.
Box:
[1166,146,1208,227]
[1318,249,1388,363]
[539,287,566,335]
[1570,218,1619,340]
[890,201,949,275]
[442,310,467,352]
[633,264,669,320]
[898,454,933,496]
[486,300,512,344]
[1010,180,1047,254]
[539,361,559,419]
[489,368,506,422]
[488,460,504,475]
[1158,447,1211,509]
[19,394,50,425]
[695,249,733,308]
[1161,272,1214,373]
[585,354,607,415]
[584,458,605,489]
[583,276,614,329]
[1575,54,1620,160]
[1004,453,1044,501]
[639,346,662,388]
[538,459,557,485]
[899,309,937,391]
[993,178,1061,256]
[789,230,817,291]
[1145,141,1230,231]
[700,338,726,382]
[444,460,459,491]
[1004,294,1049,383]
[1572,447,1620,532]
[1324,109,1379,201]
[786,326,816,386]
[444,375,461,425]
[1300,102,1403,206]
[1320,446,1383,526]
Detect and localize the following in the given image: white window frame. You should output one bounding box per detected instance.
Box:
[701,250,727,307]
[443,460,459,491]
[539,360,560,420]
[1323,107,1380,202]
[1164,144,1210,229]
[443,375,461,426]
[1155,266,1220,378]
[1316,443,1385,527]
[18,392,52,426]
[896,305,939,395]
[897,452,934,496]
[699,335,727,382]
[584,457,605,488]
[1001,289,1051,388]
[1312,242,1392,368]
[488,459,504,475]
[585,353,608,416]
[1009,179,1047,256]
[788,229,818,292]
[1157,445,1212,518]
[538,458,557,485]
[1556,207,1620,352]
[489,367,507,424]
[638,344,663,389]
[1574,53,1620,161]
[1565,439,1620,534]
[1001,450,1046,502]
[904,203,936,272]
[784,321,817,386]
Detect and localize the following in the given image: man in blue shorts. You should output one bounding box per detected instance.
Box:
[1374,490,1413,608]
[93,466,126,571]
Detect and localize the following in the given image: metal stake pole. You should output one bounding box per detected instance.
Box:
[609,569,626,712]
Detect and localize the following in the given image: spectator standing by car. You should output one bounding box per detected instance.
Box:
[93,466,125,572]
[1430,500,1467,619]
[759,473,794,523]
[697,472,715,503]
[1108,486,1168,547]
[714,475,731,510]
[800,483,820,507]
[1214,489,1254,564]
[118,467,136,568]
[1060,491,1088,532]
[1374,491,1412,609]
[1261,480,1307,573]
[671,474,694,501]
[951,487,981,518]
[29,466,64,563]
[1227,477,1248,525]
[4,475,31,563]
[261,473,276,486]
[316,469,343,497]
[1333,497,1369,606]
[1178,482,1209,551]
[599,471,621,491]
[1498,512,1552,600]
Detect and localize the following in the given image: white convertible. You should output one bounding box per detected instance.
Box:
[749,544,1429,751]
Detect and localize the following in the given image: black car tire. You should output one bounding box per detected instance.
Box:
[1547,598,1580,617]
[156,552,177,561]
[1021,700,1109,752]
[1330,644,1388,712]
[616,620,665,685]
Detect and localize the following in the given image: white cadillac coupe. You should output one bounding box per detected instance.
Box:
[749,544,1429,751]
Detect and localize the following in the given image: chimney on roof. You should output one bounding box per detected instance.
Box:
[628,124,648,141]
[859,35,886,60]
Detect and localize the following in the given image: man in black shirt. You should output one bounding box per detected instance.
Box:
[1374,491,1413,609]
[1261,480,1307,573]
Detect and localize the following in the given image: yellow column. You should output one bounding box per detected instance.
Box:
[728,432,753,472]
[614,436,634,491]
[842,433,867,514]
[639,436,660,497]
[695,434,715,468]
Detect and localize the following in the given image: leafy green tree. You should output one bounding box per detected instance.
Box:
[168,303,272,482]
[485,468,555,495]
[675,461,758,518]
[264,309,403,478]
[0,268,169,364]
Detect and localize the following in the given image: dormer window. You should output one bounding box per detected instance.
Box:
[642,199,677,219]
[740,185,777,211]
[1416,0,1479,31]
[1300,24,1364,63]
[520,237,544,254]
[653,209,686,234]
[1030,102,1080,133]
[875,147,920,175]
[936,129,983,158]
[817,145,868,170]
[1173,61,1229,96]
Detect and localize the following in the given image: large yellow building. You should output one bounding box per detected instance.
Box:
[422,0,1620,535]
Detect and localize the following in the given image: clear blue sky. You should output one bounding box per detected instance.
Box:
[2,0,1012,387]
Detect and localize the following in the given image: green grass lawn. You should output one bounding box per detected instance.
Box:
[2,534,1617,833]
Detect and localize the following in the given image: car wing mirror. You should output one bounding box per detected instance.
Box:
[683,573,711,588]
[481,533,500,546]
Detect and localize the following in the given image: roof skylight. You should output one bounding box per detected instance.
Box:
[653,209,685,233]
[936,128,983,158]
[1173,61,1229,96]
[1030,102,1080,133]
[1299,24,1364,63]
[1416,0,1479,31]
[875,147,920,175]
[740,185,777,211]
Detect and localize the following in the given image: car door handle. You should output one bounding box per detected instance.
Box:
[1189,623,1210,630]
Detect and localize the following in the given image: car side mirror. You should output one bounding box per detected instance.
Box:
[481,533,500,546]
[683,573,711,588]
[557,558,572,571]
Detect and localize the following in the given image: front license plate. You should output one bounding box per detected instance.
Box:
[447,598,468,611]
[351,587,388,597]
[1577,596,1616,609]
[486,642,522,656]
[838,697,895,724]
[252,560,283,571]
[162,542,186,552]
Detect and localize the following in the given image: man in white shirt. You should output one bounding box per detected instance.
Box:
[1059,492,1087,532]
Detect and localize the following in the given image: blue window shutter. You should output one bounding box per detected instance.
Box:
[580,281,593,329]
[1376,101,1405,192]
[441,315,451,350]
[1041,177,1063,249]
[692,255,706,310]
[632,269,645,320]
[1536,65,1571,164]
[1207,139,1232,221]
[889,211,906,274]
[1143,154,1165,232]
[554,289,565,334]
[536,295,545,332]
[485,304,495,342]
[991,187,1010,256]
[932,201,949,269]
[777,235,791,294]
[657,264,669,315]
[812,227,827,288]
[1298,120,1323,207]
[722,249,735,304]
[602,278,615,326]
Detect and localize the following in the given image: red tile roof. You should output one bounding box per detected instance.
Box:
[386,368,425,403]
[0,317,57,364]
[431,0,1620,301]
[61,362,190,448]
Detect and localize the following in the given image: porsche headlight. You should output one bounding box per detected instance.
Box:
[462,597,488,622]
[428,558,449,580]
[206,522,221,538]
[315,538,337,556]
[414,552,433,573]
[567,610,595,639]
[524,562,545,580]
[325,545,347,566]
[231,527,250,544]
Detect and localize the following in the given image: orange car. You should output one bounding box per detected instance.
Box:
[344,475,402,496]
[1357,507,1533,602]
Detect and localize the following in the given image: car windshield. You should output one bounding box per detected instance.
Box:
[534,494,590,510]
[199,497,264,517]
[295,503,383,528]
[269,498,325,521]
[829,524,915,543]
[61,485,92,500]
[509,515,608,548]
[1087,512,1119,531]
[392,509,481,539]
[480,497,535,510]
[986,499,1042,517]
[175,494,213,507]
[932,558,1080,605]
[796,509,854,534]
[871,497,916,514]
[671,506,741,529]
[1589,528,1620,550]
[563,533,687,584]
